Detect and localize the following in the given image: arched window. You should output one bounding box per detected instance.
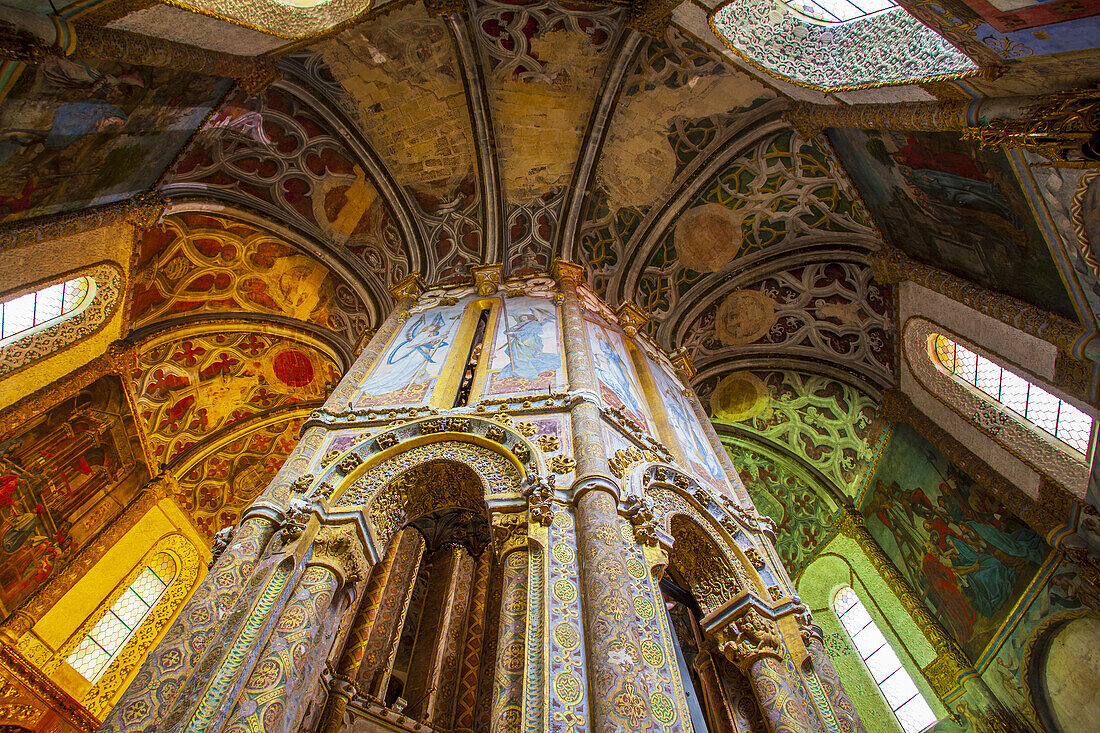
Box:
[784,0,896,24]
[0,276,92,345]
[834,586,937,733]
[66,559,172,684]
[933,334,1092,456]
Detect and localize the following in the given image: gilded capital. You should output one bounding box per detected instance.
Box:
[616,301,649,337]
[718,607,784,674]
[670,347,696,381]
[471,264,504,296]
[389,273,425,302]
[491,510,529,557]
[311,524,368,587]
[552,259,585,288]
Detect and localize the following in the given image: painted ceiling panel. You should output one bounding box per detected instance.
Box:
[681,261,895,387]
[709,370,886,499]
[827,128,1078,321]
[165,86,411,299]
[175,417,303,538]
[475,0,620,205]
[0,55,230,225]
[133,331,339,464]
[131,213,373,342]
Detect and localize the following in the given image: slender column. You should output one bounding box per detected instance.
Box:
[317,528,405,733]
[99,514,277,732]
[553,260,609,478]
[326,273,423,410]
[691,627,737,733]
[360,530,427,698]
[575,489,657,732]
[715,654,767,733]
[804,634,866,733]
[476,558,504,733]
[403,545,475,725]
[220,523,366,733]
[452,549,492,731]
[784,97,1036,139]
[745,655,815,733]
[490,549,528,733]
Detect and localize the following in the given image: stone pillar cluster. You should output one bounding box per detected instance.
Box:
[98,266,864,733]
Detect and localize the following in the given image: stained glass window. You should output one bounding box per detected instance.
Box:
[67,565,170,683]
[934,334,1093,455]
[0,276,91,344]
[783,0,896,23]
[834,587,937,733]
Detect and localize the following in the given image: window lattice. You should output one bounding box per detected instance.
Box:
[784,0,897,23]
[67,566,169,683]
[834,587,937,733]
[0,276,90,344]
[934,334,1092,455]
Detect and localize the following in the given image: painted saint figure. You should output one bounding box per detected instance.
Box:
[362,312,450,397]
[496,306,557,381]
[590,330,648,428]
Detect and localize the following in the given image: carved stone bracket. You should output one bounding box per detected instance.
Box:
[471,264,504,296]
[523,473,555,526]
[623,494,660,546]
[208,525,235,569]
[312,524,368,587]
[716,607,784,675]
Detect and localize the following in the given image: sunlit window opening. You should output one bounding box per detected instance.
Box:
[834,587,937,733]
[67,566,169,683]
[933,334,1092,455]
[783,0,897,23]
[0,277,91,344]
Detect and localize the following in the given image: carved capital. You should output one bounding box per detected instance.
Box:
[718,607,783,674]
[312,524,368,587]
[471,264,504,296]
[388,273,425,302]
[491,511,529,557]
[552,259,585,288]
[616,301,649,336]
[669,347,696,381]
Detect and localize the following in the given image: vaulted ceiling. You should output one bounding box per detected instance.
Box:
[4,0,1098,545]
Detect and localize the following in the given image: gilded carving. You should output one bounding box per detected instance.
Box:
[312,524,368,586]
[720,608,783,674]
[536,434,561,452]
[547,455,577,474]
[523,473,555,526]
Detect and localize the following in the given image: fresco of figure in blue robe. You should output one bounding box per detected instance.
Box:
[488,297,562,395]
[585,320,654,435]
[356,302,464,407]
[648,357,725,484]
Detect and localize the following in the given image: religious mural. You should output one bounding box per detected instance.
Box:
[131,213,372,342]
[646,356,725,486]
[584,319,655,436]
[863,424,1048,660]
[0,375,149,612]
[485,295,563,397]
[0,56,230,224]
[355,300,467,408]
[827,128,1077,321]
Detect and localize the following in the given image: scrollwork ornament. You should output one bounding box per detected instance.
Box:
[547,454,576,474]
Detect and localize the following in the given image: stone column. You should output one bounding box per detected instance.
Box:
[490,548,528,733]
[451,549,492,731]
[403,545,476,726]
[784,98,1038,139]
[720,609,813,733]
[317,527,405,733]
[691,629,737,733]
[220,523,366,733]
[360,529,427,698]
[99,514,278,732]
[326,273,424,410]
[804,632,866,733]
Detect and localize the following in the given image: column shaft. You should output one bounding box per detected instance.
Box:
[452,550,492,731]
[746,656,815,733]
[490,550,528,733]
[805,637,866,733]
[361,529,427,697]
[99,515,277,732]
[222,565,342,733]
[694,647,737,733]
[404,545,475,726]
[575,489,656,732]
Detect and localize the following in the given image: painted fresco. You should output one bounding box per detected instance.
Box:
[863,423,1048,660]
[177,418,302,539]
[585,319,655,436]
[828,128,1076,321]
[0,56,230,224]
[135,333,339,463]
[132,213,372,342]
[486,295,563,396]
[355,301,466,409]
[0,375,149,611]
[647,357,725,486]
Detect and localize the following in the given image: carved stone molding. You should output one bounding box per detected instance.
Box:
[0,191,166,254]
[311,523,368,587]
[717,608,783,675]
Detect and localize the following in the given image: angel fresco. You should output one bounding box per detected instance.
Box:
[588,325,650,431]
[361,311,455,400]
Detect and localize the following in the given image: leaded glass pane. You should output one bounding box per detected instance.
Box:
[67,637,110,681]
[895,694,938,733]
[89,611,130,654]
[1057,402,1092,453]
[974,356,1001,400]
[952,344,977,383]
[131,567,168,605]
[1,292,36,338]
[999,370,1030,416]
[0,276,93,342]
[61,277,89,312]
[1026,388,1060,434]
[784,0,896,22]
[879,666,920,708]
